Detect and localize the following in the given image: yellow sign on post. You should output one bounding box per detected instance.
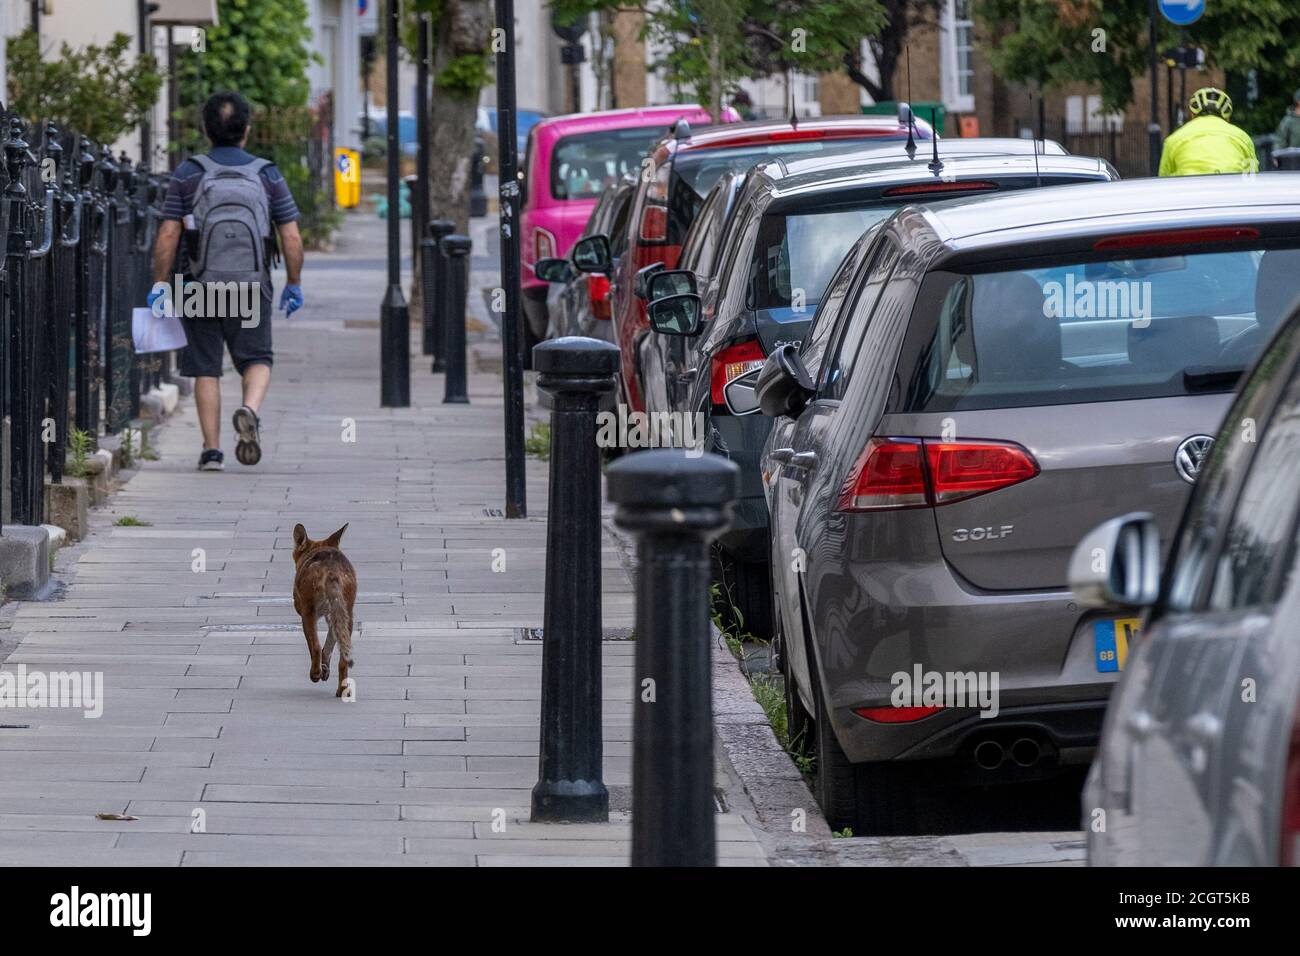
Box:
[334,148,361,208]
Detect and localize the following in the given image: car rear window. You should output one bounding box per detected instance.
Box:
[898,246,1300,412]
[749,207,899,312]
[550,126,666,200]
[667,138,892,242]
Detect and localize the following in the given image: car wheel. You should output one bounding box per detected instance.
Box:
[805,611,918,836]
[710,551,773,642]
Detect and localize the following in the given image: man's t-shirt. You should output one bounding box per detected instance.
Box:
[161,145,300,225]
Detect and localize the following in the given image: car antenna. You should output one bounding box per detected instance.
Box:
[927,106,943,175]
[789,104,799,131]
[903,47,917,160]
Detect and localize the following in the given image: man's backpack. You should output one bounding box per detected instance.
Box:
[190,154,274,287]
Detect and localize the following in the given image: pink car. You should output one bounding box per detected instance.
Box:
[520,104,738,345]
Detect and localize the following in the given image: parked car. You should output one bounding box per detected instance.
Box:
[1075,291,1300,866]
[521,105,737,349]
[603,113,937,414]
[533,175,638,342]
[650,149,1118,640]
[752,174,1300,833]
[639,136,1079,421]
[477,105,548,163]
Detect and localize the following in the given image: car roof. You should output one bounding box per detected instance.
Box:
[754,153,1113,206]
[532,104,725,138]
[769,136,1069,178]
[911,174,1300,255]
[668,113,936,152]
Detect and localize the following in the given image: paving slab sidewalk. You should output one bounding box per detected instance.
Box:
[0,208,767,867]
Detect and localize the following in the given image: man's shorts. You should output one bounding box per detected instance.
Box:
[178,290,274,377]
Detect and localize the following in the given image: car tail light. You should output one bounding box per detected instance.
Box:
[836,439,928,511]
[640,204,668,242]
[534,227,556,260]
[854,705,944,723]
[882,180,998,197]
[1093,226,1259,252]
[709,339,765,406]
[925,441,1039,504]
[587,274,611,320]
[1282,707,1300,865]
[837,439,1039,512]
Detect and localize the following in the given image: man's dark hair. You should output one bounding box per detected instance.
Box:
[202,91,252,147]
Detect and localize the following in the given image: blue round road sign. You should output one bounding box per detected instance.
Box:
[1158,0,1205,26]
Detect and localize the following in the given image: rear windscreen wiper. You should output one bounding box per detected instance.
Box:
[1184,366,1245,391]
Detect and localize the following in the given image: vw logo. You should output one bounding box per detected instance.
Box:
[1174,435,1214,484]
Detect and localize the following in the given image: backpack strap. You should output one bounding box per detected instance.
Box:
[189,153,219,173]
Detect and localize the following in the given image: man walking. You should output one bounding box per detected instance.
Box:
[1159,87,1259,177]
[1276,88,1300,150]
[150,90,304,471]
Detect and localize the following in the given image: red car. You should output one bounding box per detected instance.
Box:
[605,114,934,412]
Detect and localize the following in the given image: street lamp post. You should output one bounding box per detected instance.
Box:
[380,0,410,408]
[495,0,527,518]
[1147,0,1163,176]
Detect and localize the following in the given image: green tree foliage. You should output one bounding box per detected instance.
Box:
[5,30,162,143]
[974,0,1300,133]
[176,0,336,245]
[552,0,888,110]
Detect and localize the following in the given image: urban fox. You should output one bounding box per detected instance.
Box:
[291,523,357,698]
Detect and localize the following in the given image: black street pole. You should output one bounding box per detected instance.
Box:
[138,0,152,168]
[1147,0,1162,176]
[495,0,527,518]
[414,13,431,315]
[380,0,410,408]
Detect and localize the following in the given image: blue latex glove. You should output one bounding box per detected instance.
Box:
[280,284,304,316]
[147,287,168,315]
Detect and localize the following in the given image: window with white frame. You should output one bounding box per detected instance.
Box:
[942,0,976,114]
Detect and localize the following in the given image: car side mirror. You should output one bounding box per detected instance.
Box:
[755,344,815,418]
[648,293,703,336]
[533,257,573,283]
[648,269,696,301]
[1069,513,1161,609]
[633,261,665,299]
[571,234,612,273]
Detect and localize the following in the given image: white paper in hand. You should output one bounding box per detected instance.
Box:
[132,306,187,354]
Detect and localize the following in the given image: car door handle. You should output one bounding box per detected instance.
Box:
[790,451,818,470]
[770,448,794,464]
[1184,711,1223,743]
[1125,710,1157,740]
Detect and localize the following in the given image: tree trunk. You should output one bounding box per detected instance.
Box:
[708,33,723,123]
[411,0,491,313]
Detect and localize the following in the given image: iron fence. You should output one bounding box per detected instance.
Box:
[0,111,168,532]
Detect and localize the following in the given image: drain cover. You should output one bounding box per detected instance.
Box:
[482,508,504,517]
[202,623,303,632]
[514,627,634,643]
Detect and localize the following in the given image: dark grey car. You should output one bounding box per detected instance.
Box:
[1074,297,1300,866]
[652,151,1117,639]
[756,175,1300,833]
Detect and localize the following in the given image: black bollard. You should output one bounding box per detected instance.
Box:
[441,234,472,404]
[607,450,739,866]
[530,336,621,823]
[426,218,454,366]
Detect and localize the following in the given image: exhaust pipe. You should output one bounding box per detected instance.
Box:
[973,739,1004,770]
[1010,737,1041,768]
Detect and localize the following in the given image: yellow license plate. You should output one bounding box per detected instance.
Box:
[1094,618,1140,672]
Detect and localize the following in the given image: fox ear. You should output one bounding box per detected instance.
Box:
[292,524,308,547]
[325,523,348,547]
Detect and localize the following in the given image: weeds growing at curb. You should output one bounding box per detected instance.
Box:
[524,421,551,461]
[66,427,92,478]
[114,515,152,527]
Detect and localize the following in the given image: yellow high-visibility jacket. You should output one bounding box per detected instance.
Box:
[1159,115,1260,176]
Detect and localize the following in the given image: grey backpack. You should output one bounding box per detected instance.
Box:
[190,154,274,285]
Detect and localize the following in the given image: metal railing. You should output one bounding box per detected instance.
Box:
[0,111,168,532]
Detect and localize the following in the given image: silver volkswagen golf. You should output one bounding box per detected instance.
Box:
[756,175,1300,834]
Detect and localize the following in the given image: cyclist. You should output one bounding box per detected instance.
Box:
[1158,87,1259,176]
